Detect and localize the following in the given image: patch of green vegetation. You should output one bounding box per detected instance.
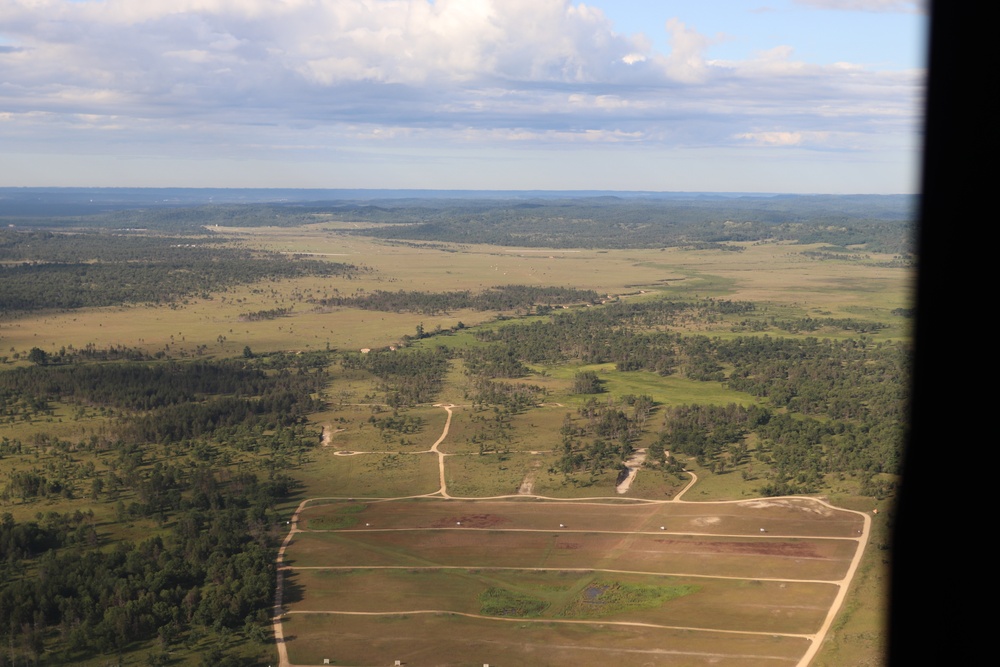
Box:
[556,581,699,619]
[292,448,440,499]
[478,587,549,618]
[659,270,738,297]
[444,452,535,497]
[306,502,368,529]
[677,456,761,501]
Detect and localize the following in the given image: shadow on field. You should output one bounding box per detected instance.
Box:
[282,570,305,605]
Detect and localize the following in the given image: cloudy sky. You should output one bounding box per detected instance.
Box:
[0,0,927,192]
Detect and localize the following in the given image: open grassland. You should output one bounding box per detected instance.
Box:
[443,451,544,497]
[281,612,811,667]
[538,363,765,409]
[0,236,910,361]
[313,403,448,454]
[289,447,441,501]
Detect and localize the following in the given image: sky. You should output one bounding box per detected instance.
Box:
[0,0,928,193]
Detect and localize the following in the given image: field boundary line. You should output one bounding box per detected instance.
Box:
[284,564,844,585]
[299,526,861,541]
[283,609,814,639]
[293,492,854,507]
[795,504,871,667]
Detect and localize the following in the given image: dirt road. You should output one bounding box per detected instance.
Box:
[273,406,869,667]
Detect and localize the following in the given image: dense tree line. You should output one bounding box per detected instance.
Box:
[0,360,274,411]
[239,307,293,321]
[728,316,890,335]
[14,343,156,366]
[0,230,359,312]
[328,197,914,253]
[0,473,284,664]
[320,285,599,315]
[0,360,327,441]
[0,351,324,663]
[768,317,887,334]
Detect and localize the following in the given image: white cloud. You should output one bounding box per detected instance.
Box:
[737,131,816,146]
[0,0,925,191]
[660,18,712,83]
[793,0,926,13]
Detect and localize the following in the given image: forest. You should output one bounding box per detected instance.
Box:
[319,285,600,315]
[0,230,359,312]
[0,352,327,664]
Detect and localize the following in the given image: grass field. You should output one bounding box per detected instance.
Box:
[286,568,835,633]
[280,612,812,667]
[278,497,863,666]
[298,497,864,537]
[0,237,910,360]
[288,524,856,580]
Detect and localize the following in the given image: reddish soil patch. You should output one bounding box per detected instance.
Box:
[556,542,583,550]
[654,539,823,558]
[431,514,509,528]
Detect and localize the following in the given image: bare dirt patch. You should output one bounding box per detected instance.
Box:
[615,448,647,494]
[518,470,536,495]
[691,516,722,527]
[739,498,833,517]
[654,539,823,558]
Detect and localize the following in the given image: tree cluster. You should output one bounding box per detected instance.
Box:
[320,285,599,315]
[0,230,358,312]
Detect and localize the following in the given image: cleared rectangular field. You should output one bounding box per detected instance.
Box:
[287,529,855,580]
[298,497,863,538]
[281,612,811,667]
[280,497,863,666]
[285,568,837,634]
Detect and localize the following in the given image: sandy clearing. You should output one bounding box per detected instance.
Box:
[616,448,647,494]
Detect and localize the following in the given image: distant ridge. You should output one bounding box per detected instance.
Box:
[0,187,915,218]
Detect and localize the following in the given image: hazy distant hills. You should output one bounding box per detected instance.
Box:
[0,188,915,253]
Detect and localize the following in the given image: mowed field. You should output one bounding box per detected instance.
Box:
[279,497,864,666]
[281,613,811,667]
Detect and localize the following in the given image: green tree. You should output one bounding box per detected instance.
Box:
[572,371,603,394]
[27,347,48,365]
